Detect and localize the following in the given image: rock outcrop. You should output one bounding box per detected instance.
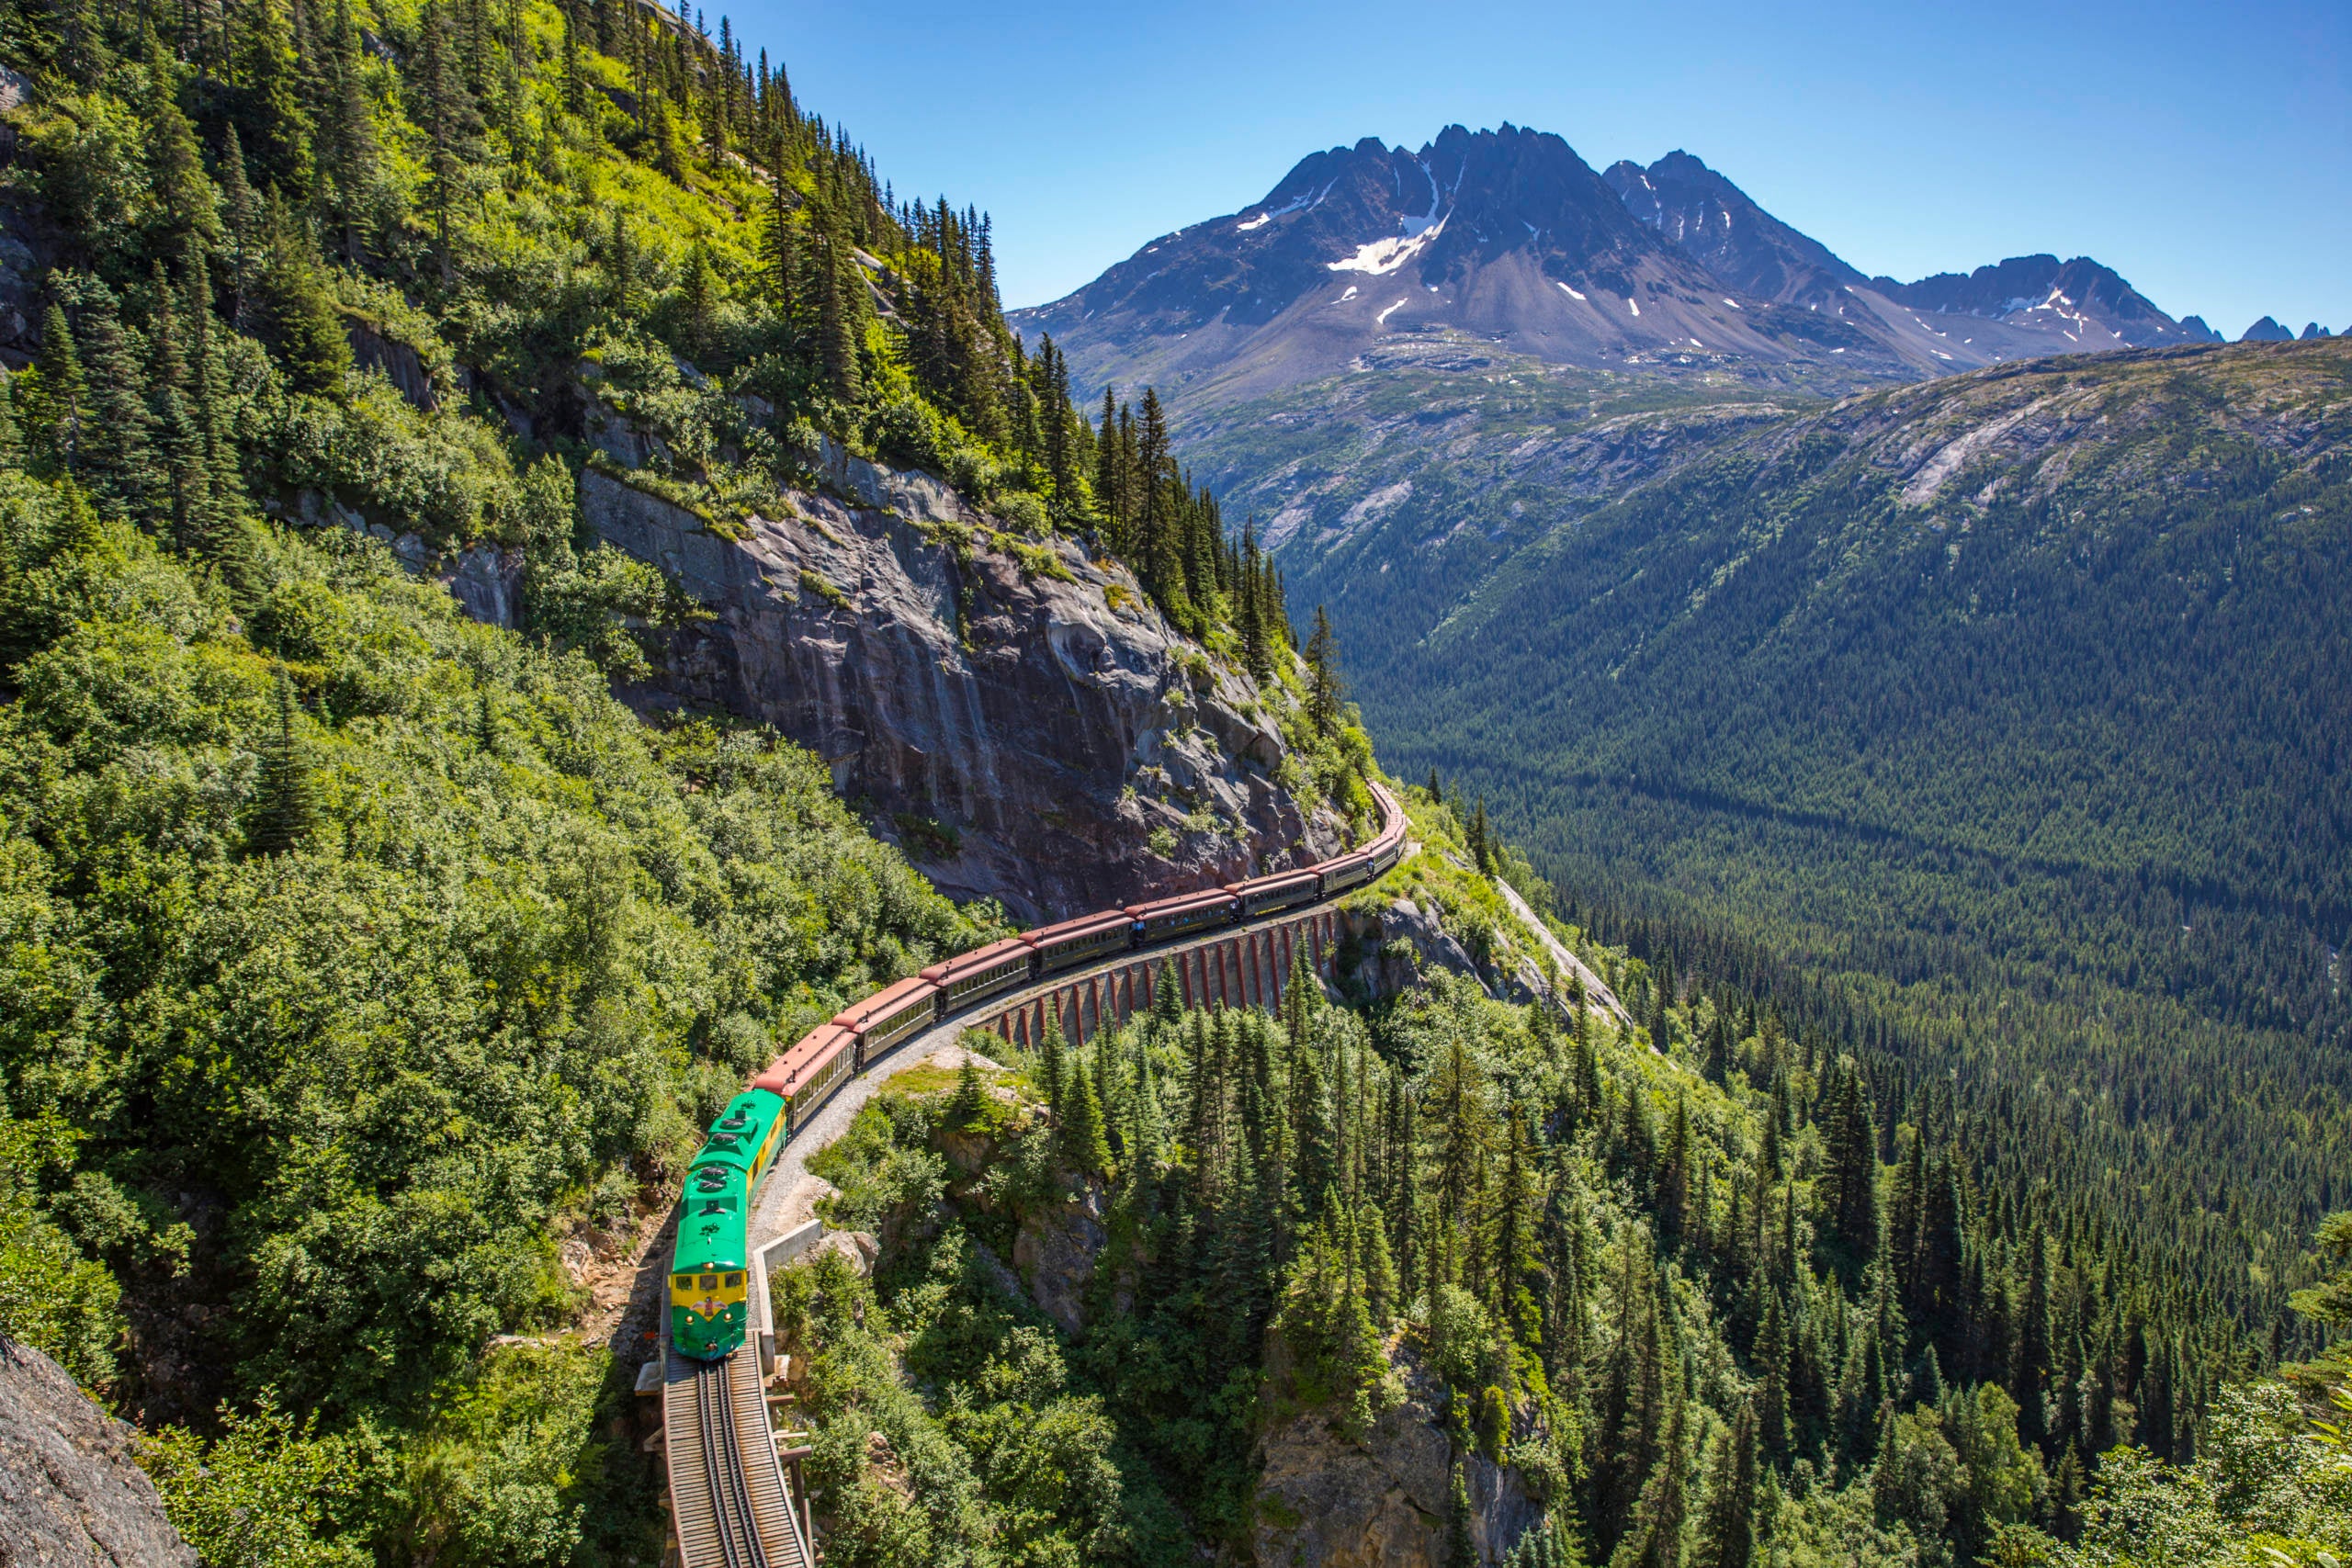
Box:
[1011,1179,1109,1336]
[578,445,1346,919]
[1255,1338,1541,1568]
[0,1336,198,1567]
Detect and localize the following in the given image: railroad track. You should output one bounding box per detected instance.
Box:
[665,1348,806,1568]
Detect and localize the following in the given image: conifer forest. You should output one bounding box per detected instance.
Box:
[0,0,2342,1562]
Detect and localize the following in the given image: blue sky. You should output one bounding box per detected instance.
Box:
[725,0,2346,336]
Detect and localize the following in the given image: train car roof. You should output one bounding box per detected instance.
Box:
[752,1022,854,1093]
[1225,867,1321,896]
[831,975,939,1030]
[922,936,1032,982]
[1124,887,1238,919]
[1021,910,1132,945]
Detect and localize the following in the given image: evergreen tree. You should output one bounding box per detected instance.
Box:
[1035,1015,1066,1115]
[1694,1404,1758,1568]
[30,304,87,474]
[144,42,221,254]
[255,195,353,395]
[74,288,157,518]
[246,670,322,855]
[1306,604,1343,737]
[818,239,864,401]
[416,0,486,278]
[216,127,266,328]
[1443,1461,1477,1568]
[1056,1039,1113,1176]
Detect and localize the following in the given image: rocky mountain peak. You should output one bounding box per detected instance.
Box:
[2243,316,2295,341]
[1017,124,2225,412]
[1603,149,1864,309]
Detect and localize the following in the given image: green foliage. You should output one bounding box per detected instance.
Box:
[138,1393,370,1568]
[0,479,993,1551]
[0,1104,120,1388]
[400,1343,662,1568]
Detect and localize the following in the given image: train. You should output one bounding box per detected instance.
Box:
[667,780,1409,1358]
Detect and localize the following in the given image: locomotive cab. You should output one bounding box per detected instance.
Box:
[670,1160,752,1359]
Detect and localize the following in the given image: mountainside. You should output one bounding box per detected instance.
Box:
[1602,150,1863,309]
[0,0,1364,1558]
[1337,338,2352,1300]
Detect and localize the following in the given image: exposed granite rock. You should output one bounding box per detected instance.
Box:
[1341,896,1490,1002]
[577,450,1345,919]
[436,542,526,631]
[0,1336,198,1567]
[1011,1179,1108,1335]
[804,1229,878,1279]
[1255,1338,1540,1568]
[345,320,438,410]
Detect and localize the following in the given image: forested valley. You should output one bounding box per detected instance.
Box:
[781,786,2352,1567]
[0,0,2344,1560]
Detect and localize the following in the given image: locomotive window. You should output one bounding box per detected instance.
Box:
[726,1272,743,1288]
[699,1274,718,1290]
[673,1274,693,1291]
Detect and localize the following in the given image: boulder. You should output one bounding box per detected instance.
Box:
[0,1336,198,1566]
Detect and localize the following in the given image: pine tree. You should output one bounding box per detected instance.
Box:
[677,243,721,364]
[1820,1067,1881,1273]
[247,670,322,855]
[1306,605,1343,737]
[416,0,486,279]
[240,0,316,196]
[321,0,385,260]
[1443,1461,1476,1568]
[0,370,20,465]
[144,41,221,254]
[256,194,354,395]
[818,239,864,401]
[948,1051,985,1128]
[31,304,87,474]
[1695,1404,1758,1568]
[74,289,157,518]
[147,264,206,545]
[1035,1014,1066,1115]
[216,126,266,328]
[1056,1040,1113,1176]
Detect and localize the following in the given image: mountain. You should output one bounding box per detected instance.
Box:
[1605,151,2215,357]
[1019,130,2215,411]
[2245,315,2297,341]
[1602,149,1863,309]
[1011,124,1923,403]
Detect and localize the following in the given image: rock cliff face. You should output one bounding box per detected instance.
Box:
[1255,1338,1540,1568]
[0,1336,198,1567]
[577,444,1346,920]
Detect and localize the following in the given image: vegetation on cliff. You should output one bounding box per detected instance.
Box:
[0,480,999,1557]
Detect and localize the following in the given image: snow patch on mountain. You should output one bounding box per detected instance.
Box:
[1237,181,1335,233]
[1332,215,1450,276]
